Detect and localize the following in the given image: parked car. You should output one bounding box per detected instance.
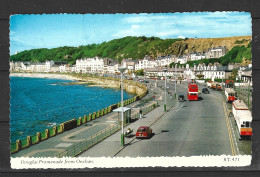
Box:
[178,94,185,101]
[202,88,210,94]
[135,126,152,139]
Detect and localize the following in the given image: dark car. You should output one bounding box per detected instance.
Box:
[202,88,210,94]
[178,94,185,101]
[136,126,152,139]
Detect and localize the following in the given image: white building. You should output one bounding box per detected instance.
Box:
[205,46,227,58]
[194,63,227,79]
[121,59,138,71]
[176,55,188,64]
[107,63,119,74]
[10,61,27,72]
[26,60,54,72]
[76,57,118,74]
[156,55,175,67]
[238,64,252,83]
[59,64,75,73]
[76,57,104,73]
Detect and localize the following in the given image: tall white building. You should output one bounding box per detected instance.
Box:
[76,57,104,73]
[76,57,118,74]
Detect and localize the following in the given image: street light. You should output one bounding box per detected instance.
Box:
[118,67,127,146]
[175,64,177,98]
[163,68,167,112]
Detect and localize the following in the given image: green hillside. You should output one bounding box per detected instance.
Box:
[10,36,183,65]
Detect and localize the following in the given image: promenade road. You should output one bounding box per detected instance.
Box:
[80,80,247,157]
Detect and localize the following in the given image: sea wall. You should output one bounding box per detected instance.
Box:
[70,74,148,97]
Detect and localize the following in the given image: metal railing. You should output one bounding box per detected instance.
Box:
[57,124,121,157]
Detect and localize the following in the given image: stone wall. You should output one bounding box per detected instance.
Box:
[71,75,147,96]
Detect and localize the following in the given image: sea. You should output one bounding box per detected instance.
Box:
[10,76,135,143]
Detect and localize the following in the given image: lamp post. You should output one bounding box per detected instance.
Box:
[221,69,224,89]
[163,68,167,111]
[175,64,177,98]
[118,67,127,146]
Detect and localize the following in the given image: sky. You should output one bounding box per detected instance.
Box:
[10,12,252,55]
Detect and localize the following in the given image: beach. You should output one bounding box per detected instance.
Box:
[9,73,78,81]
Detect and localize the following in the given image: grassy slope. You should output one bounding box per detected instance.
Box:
[10,36,182,65]
[10,36,252,66]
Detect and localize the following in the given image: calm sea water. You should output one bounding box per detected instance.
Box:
[10,76,135,143]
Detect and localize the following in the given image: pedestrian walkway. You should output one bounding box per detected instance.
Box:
[12,85,169,158]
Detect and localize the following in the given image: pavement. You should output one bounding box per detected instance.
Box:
[11,81,170,158]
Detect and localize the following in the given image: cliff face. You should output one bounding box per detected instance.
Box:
[165,36,251,56]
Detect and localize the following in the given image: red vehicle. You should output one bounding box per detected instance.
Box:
[211,82,222,90]
[225,88,236,102]
[135,126,152,139]
[232,100,252,137]
[187,83,198,101]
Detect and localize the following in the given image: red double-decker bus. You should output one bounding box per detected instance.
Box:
[187,83,198,101]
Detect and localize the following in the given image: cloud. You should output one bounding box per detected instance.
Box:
[112,24,143,37]
[178,35,185,39]
[124,14,176,24]
[156,30,180,37]
[131,25,140,29]
[121,12,251,38]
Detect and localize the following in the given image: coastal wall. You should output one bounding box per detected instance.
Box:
[64,74,148,97]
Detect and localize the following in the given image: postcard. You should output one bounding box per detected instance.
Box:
[9,12,252,169]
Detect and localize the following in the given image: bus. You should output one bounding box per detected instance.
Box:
[232,100,252,138]
[225,88,236,102]
[187,83,198,101]
[211,81,222,90]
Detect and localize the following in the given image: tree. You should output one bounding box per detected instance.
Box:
[196,74,204,79]
[136,69,144,76]
[231,69,238,79]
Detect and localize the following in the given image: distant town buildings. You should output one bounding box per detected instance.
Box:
[10,45,250,81]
